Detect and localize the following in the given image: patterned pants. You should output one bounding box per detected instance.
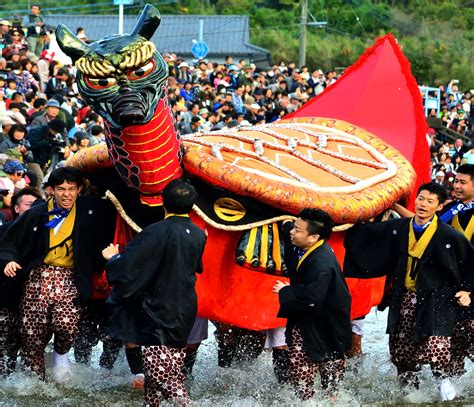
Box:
[20,265,81,379]
[449,318,474,377]
[142,345,189,407]
[0,308,20,375]
[389,290,451,384]
[289,326,346,400]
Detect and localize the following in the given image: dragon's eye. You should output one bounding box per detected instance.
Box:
[85,77,117,89]
[127,60,155,81]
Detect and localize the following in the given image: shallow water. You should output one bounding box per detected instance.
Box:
[0,309,472,406]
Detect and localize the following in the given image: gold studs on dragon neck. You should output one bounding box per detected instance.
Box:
[75,41,156,77]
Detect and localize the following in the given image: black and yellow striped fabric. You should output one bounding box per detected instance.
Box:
[235,223,287,276]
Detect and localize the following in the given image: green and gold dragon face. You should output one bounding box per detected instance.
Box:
[56,4,168,128]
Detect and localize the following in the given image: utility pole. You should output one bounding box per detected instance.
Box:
[298,0,308,68]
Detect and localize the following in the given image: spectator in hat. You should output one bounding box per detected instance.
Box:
[36,50,55,92]
[238,63,254,87]
[194,60,210,83]
[289,93,302,112]
[435,170,445,185]
[198,108,210,121]
[0,20,12,47]
[244,103,262,125]
[1,115,16,141]
[227,65,240,90]
[177,62,192,83]
[30,99,62,128]
[0,160,27,207]
[434,170,450,193]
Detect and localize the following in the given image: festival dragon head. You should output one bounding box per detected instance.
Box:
[56,5,183,205]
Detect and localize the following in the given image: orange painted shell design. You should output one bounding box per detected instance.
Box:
[182,117,416,224]
[67,117,416,224]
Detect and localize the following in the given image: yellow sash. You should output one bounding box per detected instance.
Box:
[452,214,474,242]
[405,216,438,291]
[297,239,324,271]
[44,198,76,268]
[164,213,190,219]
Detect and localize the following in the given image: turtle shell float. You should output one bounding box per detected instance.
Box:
[57,4,421,329]
[68,116,415,225]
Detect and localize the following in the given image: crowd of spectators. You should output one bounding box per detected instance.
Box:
[425,81,474,194]
[0,4,472,218]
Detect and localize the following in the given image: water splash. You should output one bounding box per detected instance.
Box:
[0,310,472,405]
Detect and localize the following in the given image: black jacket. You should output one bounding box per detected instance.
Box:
[278,223,352,362]
[344,218,473,340]
[0,221,25,312]
[0,195,116,306]
[106,216,206,347]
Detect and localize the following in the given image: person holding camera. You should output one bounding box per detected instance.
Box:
[0,123,33,163]
[27,119,70,184]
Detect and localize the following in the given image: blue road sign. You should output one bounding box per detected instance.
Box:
[191,41,209,59]
[113,0,133,5]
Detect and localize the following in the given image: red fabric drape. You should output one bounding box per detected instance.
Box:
[286,34,431,207]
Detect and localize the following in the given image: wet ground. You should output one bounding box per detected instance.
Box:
[0,309,472,406]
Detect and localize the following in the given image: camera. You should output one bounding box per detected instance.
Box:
[0,189,10,196]
[18,139,31,149]
[50,133,66,146]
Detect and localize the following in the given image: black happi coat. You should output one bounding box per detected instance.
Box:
[0,196,116,305]
[106,216,206,347]
[344,218,473,341]
[277,224,352,362]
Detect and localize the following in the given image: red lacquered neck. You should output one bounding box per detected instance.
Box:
[105,96,183,206]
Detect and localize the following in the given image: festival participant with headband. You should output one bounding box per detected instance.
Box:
[344,182,472,401]
[0,167,115,381]
[438,164,474,376]
[273,209,351,400]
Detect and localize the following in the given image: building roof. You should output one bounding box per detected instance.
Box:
[46,14,269,56]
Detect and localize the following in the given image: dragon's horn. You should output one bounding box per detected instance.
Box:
[55,24,90,62]
[131,4,161,40]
